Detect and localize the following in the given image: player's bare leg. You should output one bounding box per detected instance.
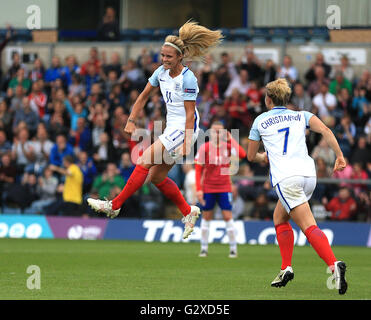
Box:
[223,210,237,258]
[271,201,294,287]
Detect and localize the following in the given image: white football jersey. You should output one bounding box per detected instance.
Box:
[249,107,316,187]
[149,65,200,132]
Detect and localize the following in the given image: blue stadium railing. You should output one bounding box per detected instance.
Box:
[0,27,331,43]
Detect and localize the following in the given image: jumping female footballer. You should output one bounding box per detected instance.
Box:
[247,78,347,295]
[88,21,223,239]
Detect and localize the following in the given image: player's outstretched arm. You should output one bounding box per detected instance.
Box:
[308,115,346,172]
[125,82,156,135]
[247,139,268,164]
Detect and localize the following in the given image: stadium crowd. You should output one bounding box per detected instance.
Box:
[0,43,370,221]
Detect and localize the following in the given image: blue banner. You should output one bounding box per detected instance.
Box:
[0,215,54,239]
[104,219,371,247]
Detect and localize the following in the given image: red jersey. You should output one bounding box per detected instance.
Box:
[325,197,357,220]
[195,138,246,193]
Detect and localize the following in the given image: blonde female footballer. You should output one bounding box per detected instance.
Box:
[247,78,348,294]
[88,21,223,239]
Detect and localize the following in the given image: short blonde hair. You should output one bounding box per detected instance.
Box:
[164,21,223,60]
[265,78,292,106]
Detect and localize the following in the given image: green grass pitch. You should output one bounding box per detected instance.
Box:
[1,238,370,300]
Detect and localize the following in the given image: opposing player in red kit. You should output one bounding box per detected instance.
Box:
[195,121,247,257]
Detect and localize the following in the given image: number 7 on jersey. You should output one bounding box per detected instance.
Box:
[278,127,290,155]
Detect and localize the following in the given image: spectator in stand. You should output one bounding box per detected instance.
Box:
[330,55,354,83]
[102,51,122,79]
[247,192,272,220]
[80,47,101,77]
[312,83,337,119]
[0,153,16,210]
[239,47,262,82]
[205,72,220,100]
[111,106,129,153]
[323,187,357,221]
[62,55,80,87]
[8,68,31,94]
[91,162,125,199]
[28,80,47,119]
[198,53,218,89]
[44,56,64,86]
[351,162,369,196]
[329,70,352,96]
[0,129,11,158]
[29,166,58,214]
[47,101,70,140]
[118,151,135,182]
[246,80,262,116]
[31,123,54,175]
[305,52,331,84]
[68,117,92,154]
[49,134,74,167]
[333,157,353,189]
[4,51,27,89]
[12,97,39,136]
[30,58,45,82]
[93,131,116,172]
[6,172,39,212]
[351,135,371,168]
[224,69,250,98]
[336,87,353,119]
[196,90,214,129]
[277,55,298,84]
[352,87,369,126]
[84,63,102,96]
[0,25,14,86]
[307,66,330,98]
[97,6,120,41]
[9,84,25,113]
[334,115,356,159]
[68,73,85,99]
[120,59,145,89]
[48,155,83,216]
[77,150,97,194]
[311,137,336,172]
[65,97,88,132]
[0,101,12,138]
[290,82,312,112]
[312,157,331,202]
[262,59,277,85]
[216,52,237,97]
[107,83,126,111]
[224,88,250,132]
[11,127,35,174]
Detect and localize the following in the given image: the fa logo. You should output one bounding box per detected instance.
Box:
[26,5,41,30]
[26,265,41,290]
[326,5,341,30]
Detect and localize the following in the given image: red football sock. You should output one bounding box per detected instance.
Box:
[155,177,191,216]
[305,225,337,269]
[111,165,149,210]
[275,222,294,270]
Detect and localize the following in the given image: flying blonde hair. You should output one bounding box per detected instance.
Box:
[164,21,223,60]
[265,78,292,106]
